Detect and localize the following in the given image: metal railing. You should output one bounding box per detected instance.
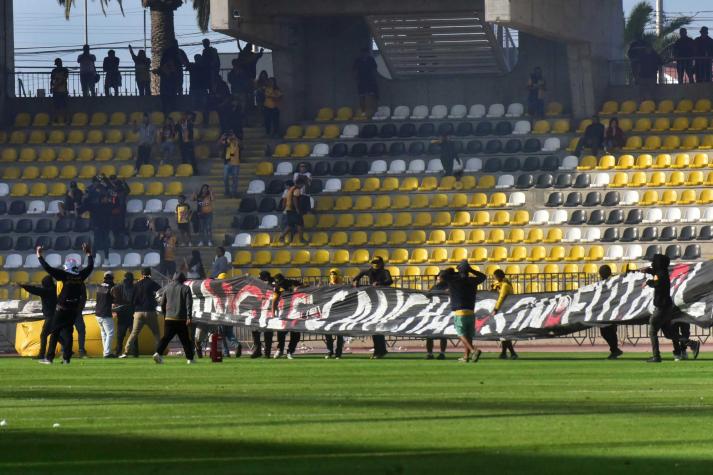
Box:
[609,56,713,86]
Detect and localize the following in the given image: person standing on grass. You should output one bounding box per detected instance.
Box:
[120,267,162,358]
[353,256,393,359]
[272,274,305,360]
[439,261,486,363]
[175,195,192,247]
[18,276,57,362]
[220,130,241,198]
[112,272,137,357]
[77,44,97,97]
[37,243,94,365]
[324,269,346,359]
[134,112,156,173]
[154,273,196,364]
[193,184,215,246]
[492,269,517,360]
[95,271,116,358]
[597,265,623,360]
[128,45,151,96]
[251,271,275,358]
[50,58,69,125]
[425,274,449,360]
[263,78,283,138]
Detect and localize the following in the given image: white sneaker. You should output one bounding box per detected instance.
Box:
[118,354,128,359]
[681,350,689,360]
[153,352,163,364]
[198,241,204,246]
[208,241,213,246]
[187,359,196,365]
[273,352,283,359]
[38,359,52,365]
[286,353,294,360]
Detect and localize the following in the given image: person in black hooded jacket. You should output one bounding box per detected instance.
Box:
[19,275,57,361]
[251,271,275,359]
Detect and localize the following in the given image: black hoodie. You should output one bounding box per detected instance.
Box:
[645,254,672,308]
[20,276,57,319]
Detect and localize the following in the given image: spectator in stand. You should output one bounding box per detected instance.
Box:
[128,45,151,96]
[108,175,129,242]
[157,39,189,111]
[293,162,312,192]
[527,66,546,118]
[637,43,662,91]
[159,117,178,163]
[604,118,625,152]
[154,272,196,364]
[353,256,393,359]
[19,275,57,362]
[184,250,206,279]
[220,131,241,198]
[324,269,345,359]
[673,28,696,84]
[103,49,121,96]
[201,38,221,92]
[154,224,177,277]
[237,41,264,84]
[695,26,713,83]
[263,77,283,138]
[95,271,116,358]
[353,47,379,118]
[433,133,461,178]
[175,195,192,246]
[255,70,269,116]
[111,272,137,357]
[228,60,253,124]
[50,58,69,125]
[213,77,235,134]
[134,112,156,173]
[64,181,83,216]
[278,177,307,244]
[210,246,231,278]
[120,267,162,359]
[574,115,605,157]
[627,38,649,85]
[177,111,198,173]
[193,184,215,246]
[187,54,209,113]
[86,176,112,262]
[77,44,97,97]
[492,269,517,360]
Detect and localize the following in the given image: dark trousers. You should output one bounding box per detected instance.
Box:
[325,335,344,357]
[276,331,300,354]
[115,308,138,356]
[38,316,54,359]
[74,311,86,352]
[93,228,110,260]
[649,305,675,358]
[600,325,619,353]
[137,81,150,96]
[251,330,273,355]
[528,97,544,118]
[672,322,692,355]
[697,60,712,83]
[677,60,695,84]
[264,108,280,136]
[372,335,387,356]
[47,308,76,362]
[156,319,195,360]
[500,340,516,355]
[137,144,152,171]
[574,136,603,157]
[426,338,447,354]
[80,73,96,97]
[440,155,454,176]
[179,142,198,172]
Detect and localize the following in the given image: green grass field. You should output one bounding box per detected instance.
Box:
[1,352,713,474]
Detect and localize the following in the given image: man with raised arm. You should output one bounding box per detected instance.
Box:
[37,243,94,364]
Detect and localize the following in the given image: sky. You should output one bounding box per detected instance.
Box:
[12,0,713,69]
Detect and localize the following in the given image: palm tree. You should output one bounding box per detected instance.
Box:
[57,0,211,93]
[624,1,692,54]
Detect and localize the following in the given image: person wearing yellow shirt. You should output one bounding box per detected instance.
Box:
[263,77,282,138]
[219,131,241,198]
[175,194,192,246]
[324,269,345,359]
[492,269,517,359]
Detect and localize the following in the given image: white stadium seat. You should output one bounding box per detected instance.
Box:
[507,192,526,207]
[592,173,610,187]
[388,160,406,174]
[144,199,162,213]
[106,252,122,268]
[340,124,359,138]
[605,245,623,261]
[703,207,713,222]
[126,199,143,213]
[232,233,251,247]
[26,200,46,214]
[495,174,514,189]
[391,106,410,120]
[372,106,390,121]
[310,143,329,157]
[624,245,643,261]
[324,178,342,192]
[275,162,293,176]
[643,208,663,224]
[512,120,531,135]
[505,103,524,117]
[542,137,561,152]
[369,160,388,174]
[550,209,568,225]
[486,104,505,118]
[447,104,467,119]
[622,190,640,206]
[407,159,426,174]
[259,214,278,229]
[410,105,429,120]
[24,255,40,269]
[428,105,448,119]
[464,158,482,172]
[163,198,178,213]
[0,183,9,197]
[4,254,22,269]
[683,207,701,223]
[45,253,62,268]
[142,252,161,268]
[560,155,578,170]
[467,104,486,119]
[246,180,266,195]
[426,159,444,174]
[47,200,62,214]
[563,228,581,243]
[122,253,141,268]
[531,210,549,225]
[663,207,681,223]
[583,228,601,242]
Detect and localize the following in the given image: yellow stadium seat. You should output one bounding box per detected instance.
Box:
[701,135,713,150]
[252,250,271,266]
[660,190,677,205]
[291,143,311,158]
[175,164,193,177]
[89,112,108,126]
[438,176,457,191]
[468,193,487,208]
[38,148,56,162]
[272,144,291,158]
[634,154,652,169]
[690,117,708,131]
[600,101,618,115]
[335,214,355,228]
[507,247,527,262]
[488,247,508,263]
[671,117,690,132]
[544,228,563,243]
[105,129,123,144]
[399,177,418,191]
[28,130,46,144]
[116,147,133,161]
[469,248,488,263]
[59,165,78,180]
[577,119,592,133]
[284,268,302,279]
[316,214,336,229]
[309,232,329,247]
[70,112,88,126]
[546,102,563,116]
[202,128,221,142]
[615,154,634,170]
[447,248,468,263]
[596,155,616,170]
[149,111,165,125]
[655,99,673,114]
[155,164,173,177]
[546,246,565,262]
[355,213,374,228]
[419,176,438,191]
[405,230,425,245]
[10,183,28,196]
[2,166,20,179]
[698,189,713,204]
[609,172,628,187]
[9,131,27,145]
[562,246,583,262]
[685,171,703,187]
[672,153,690,169]
[674,99,693,113]
[166,182,183,195]
[577,155,597,171]
[350,249,370,265]
[128,111,144,124]
[256,162,274,176]
[342,178,360,192]
[472,211,489,226]
[389,249,408,264]
[524,229,543,244]
[585,246,604,261]
[233,251,252,266]
[117,165,134,179]
[527,246,546,262]
[639,190,659,205]
[552,119,570,133]
[647,171,665,186]
[284,125,303,139]
[78,165,97,179]
[14,112,31,127]
[291,250,310,266]
[467,229,485,244]
[633,118,652,132]
[429,194,448,209]
[66,130,85,144]
[0,148,17,162]
[620,100,636,114]
[653,154,671,169]
[503,229,524,244]
[396,212,416,227]
[446,193,467,208]
[129,182,144,195]
[682,135,700,150]
[19,148,37,162]
[431,211,449,227]
[336,107,353,121]
[618,118,633,132]
[643,136,661,150]
[622,136,642,151]
[486,229,505,244]
[693,98,712,113]
[98,164,116,177]
[311,250,330,265]
[661,136,681,151]
[108,112,127,126]
[382,177,399,192]
[95,147,113,161]
[408,248,428,264]
[313,196,333,212]
[532,120,551,134]
[366,231,386,246]
[125,130,140,143]
[487,192,507,208]
[637,100,655,114]
[250,233,271,248]
[492,210,510,226]
[478,175,495,189]
[302,125,321,139]
[47,130,65,145]
[146,182,165,196]
[316,107,334,121]
[29,183,47,197]
[450,211,470,226]
[322,125,340,139]
[362,178,380,192]
[40,165,59,179]
[346,231,366,247]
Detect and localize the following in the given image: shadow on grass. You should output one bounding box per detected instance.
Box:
[0,431,712,475]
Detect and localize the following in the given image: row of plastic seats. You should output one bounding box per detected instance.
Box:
[0,146,134,163]
[532,206,713,226]
[1,164,193,181]
[306,192,522,211]
[1,127,220,147]
[576,153,712,171]
[1,180,183,198]
[0,198,173,216]
[13,110,220,129]
[599,226,713,243]
[2,251,161,270]
[546,189,713,207]
[368,102,563,121]
[285,175,514,193]
[0,268,142,287]
[608,170,713,188]
[599,98,711,116]
[492,171,713,190]
[576,116,713,134]
[0,232,158,253]
[0,216,89,234]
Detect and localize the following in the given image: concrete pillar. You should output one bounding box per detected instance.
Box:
[566,42,596,119]
[0,0,14,125]
[270,18,307,129]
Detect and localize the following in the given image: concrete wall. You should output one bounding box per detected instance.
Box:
[1,0,14,126]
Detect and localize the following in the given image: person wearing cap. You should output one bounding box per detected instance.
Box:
[695,26,713,82]
[597,265,623,360]
[154,273,196,364]
[251,271,275,358]
[95,272,116,358]
[491,269,517,360]
[111,272,138,357]
[120,267,162,358]
[272,273,305,359]
[18,275,57,362]
[37,243,94,364]
[439,261,486,363]
[353,256,393,359]
[324,269,345,359]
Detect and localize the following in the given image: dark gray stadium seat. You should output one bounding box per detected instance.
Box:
[153,217,169,232]
[332,161,350,175]
[359,124,378,139]
[573,174,591,188]
[0,236,13,251]
[309,179,323,195]
[417,123,435,137]
[35,236,52,250]
[0,219,12,233]
[428,142,442,155]
[0,201,6,215]
[483,158,502,173]
[267,180,285,194]
[621,227,639,242]
[587,209,605,225]
[503,157,520,172]
[659,226,677,242]
[584,192,601,207]
[74,236,91,249]
[564,192,582,207]
[131,234,150,249]
[15,219,32,233]
[679,226,696,241]
[389,142,406,156]
[239,215,259,231]
[698,225,713,240]
[9,201,26,215]
[113,234,130,250]
[535,173,554,188]
[351,160,369,175]
[35,218,52,233]
[683,244,701,260]
[349,143,367,157]
[330,143,348,158]
[379,124,397,139]
[54,236,71,251]
[313,161,331,176]
[132,218,149,233]
[541,156,559,171]
[455,122,473,137]
[475,122,493,136]
[504,139,522,154]
[601,228,619,242]
[606,209,624,225]
[569,210,586,225]
[409,141,426,156]
[485,140,502,154]
[74,218,91,233]
[554,173,572,188]
[644,245,662,261]
[546,192,563,207]
[495,121,513,135]
[258,198,276,213]
[516,174,534,189]
[465,140,482,154]
[368,142,386,157]
[603,191,620,207]
[239,198,257,213]
[15,236,33,251]
[398,123,416,138]
[665,244,681,260]
[625,209,643,225]
[522,156,541,172]
[437,123,454,136]
[641,226,658,241]
[523,138,541,153]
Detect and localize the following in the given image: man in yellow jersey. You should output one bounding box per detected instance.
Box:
[324,269,345,359]
[220,131,241,197]
[175,195,192,246]
[492,269,517,360]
